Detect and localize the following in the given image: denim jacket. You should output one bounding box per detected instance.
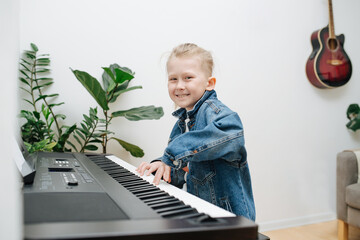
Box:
[157,90,255,221]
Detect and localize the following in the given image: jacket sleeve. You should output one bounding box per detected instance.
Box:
[161,112,246,170]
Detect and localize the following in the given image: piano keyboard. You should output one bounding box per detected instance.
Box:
[89,154,235,219]
[23,151,262,240]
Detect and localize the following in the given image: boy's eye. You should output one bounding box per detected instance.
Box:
[169,78,177,81]
[185,76,192,80]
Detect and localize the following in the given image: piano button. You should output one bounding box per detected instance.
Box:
[67,180,78,186]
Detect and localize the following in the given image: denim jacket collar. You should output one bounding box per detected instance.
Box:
[172,90,217,120]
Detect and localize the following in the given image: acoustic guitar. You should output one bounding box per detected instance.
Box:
[305,0,352,89]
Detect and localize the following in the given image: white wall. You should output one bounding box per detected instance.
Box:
[0,0,22,239]
[18,0,360,231]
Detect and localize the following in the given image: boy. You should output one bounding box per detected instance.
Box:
[137,43,255,220]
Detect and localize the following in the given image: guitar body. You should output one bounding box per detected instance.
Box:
[306,26,352,89]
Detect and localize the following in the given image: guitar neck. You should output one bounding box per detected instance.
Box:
[328,0,335,39]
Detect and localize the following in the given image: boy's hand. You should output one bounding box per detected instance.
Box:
[136,161,171,185]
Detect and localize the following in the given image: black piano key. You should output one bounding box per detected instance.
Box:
[126,184,156,190]
[143,196,176,204]
[147,198,180,206]
[156,205,193,214]
[110,172,134,178]
[121,180,149,188]
[131,188,159,195]
[95,161,117,166]
[160,208,197,218]
[138,192,169,200]
[135,189,165,197]
[100,165,123,171]
[114,176,140,182]
[150,200,184,210]
[107,169,129,175]
[115,178,141,184]
[127,185,158,193]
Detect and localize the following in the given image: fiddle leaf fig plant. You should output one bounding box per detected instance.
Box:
[19,43,76,153]
[346,103,360,131]
[71,64,164,157]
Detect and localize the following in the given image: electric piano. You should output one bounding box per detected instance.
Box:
[22,152,268,240]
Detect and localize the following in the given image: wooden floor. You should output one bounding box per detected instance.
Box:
[262,220,360,240]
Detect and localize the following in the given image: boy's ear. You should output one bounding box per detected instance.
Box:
[206,77,216,91]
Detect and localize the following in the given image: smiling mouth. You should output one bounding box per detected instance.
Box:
[176,94,190,98]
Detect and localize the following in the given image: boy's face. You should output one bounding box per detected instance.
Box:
[167,56,215,111]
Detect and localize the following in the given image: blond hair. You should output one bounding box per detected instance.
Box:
[167,43,214,77]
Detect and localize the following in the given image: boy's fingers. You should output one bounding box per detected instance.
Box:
[153,165,164,185]
[146,163,159,176]
[137,162,150,176]
[163,165,171,183]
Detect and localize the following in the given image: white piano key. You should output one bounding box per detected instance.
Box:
[106,155,235,218]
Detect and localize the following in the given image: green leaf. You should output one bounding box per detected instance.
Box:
[20,87,31,94]
[109,86,142,103]
[73,134,83,145]
[111,137,144,157]
[30,43,38,52]
[25,52,36,59]
[33,111,41,120]
[53,124,77,152]
[20,69,30,78]
[44,142,57,151]
[83,114,93,126]
[114,68,134,84]
[112,106,164,121]
[346,104,360,131]
[33,82,53,90]
[23,99,33,105]
[102,64,134,91]
[84,145,98,151]
[36,68,50,73]
[37,77,53,81]
[71,69,109,110]
[37,58,50,63]
[21,58,31,65]
[20,63,31,72]
[76,130,86,141]
[66,140,78,152]
[102,67,116,82]
[48,102,65,108]
[55,114,66,120]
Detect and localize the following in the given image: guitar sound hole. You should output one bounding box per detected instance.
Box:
[327,38,338,50]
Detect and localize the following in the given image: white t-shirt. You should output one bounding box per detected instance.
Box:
[182,118,190,191]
